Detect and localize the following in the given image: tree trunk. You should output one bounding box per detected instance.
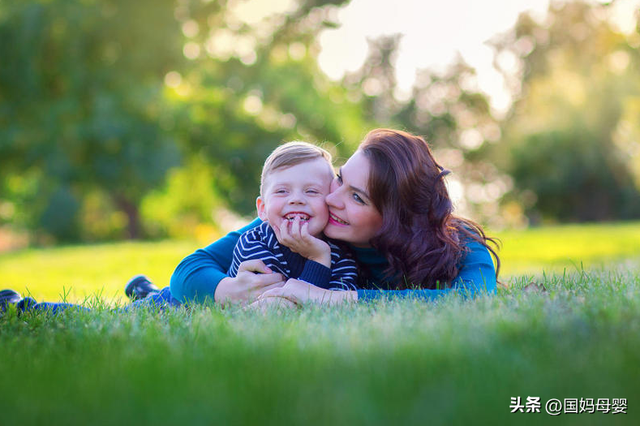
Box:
[113,194,140,239]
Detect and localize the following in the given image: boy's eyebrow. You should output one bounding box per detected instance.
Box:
[339,167,372,201]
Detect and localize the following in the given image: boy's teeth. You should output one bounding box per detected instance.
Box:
[285,213,310,221]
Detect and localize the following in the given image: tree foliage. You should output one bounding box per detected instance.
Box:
[0,0,185,239]
[493,1,640,223]
[342,35,507,223]
[0,0,358,241]
[3,0,638,243]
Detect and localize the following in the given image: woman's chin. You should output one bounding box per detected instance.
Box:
[324,223,347,240]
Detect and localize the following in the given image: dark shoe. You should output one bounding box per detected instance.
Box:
[125,275,159,301]
[0,289,22,313]
[16,297,37,312]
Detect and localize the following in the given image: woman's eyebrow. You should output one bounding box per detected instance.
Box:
[339,167,371,200]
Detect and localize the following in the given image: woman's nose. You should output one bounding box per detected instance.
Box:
[325,188,341,208]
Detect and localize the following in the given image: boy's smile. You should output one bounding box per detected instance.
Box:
[284,212,311,222]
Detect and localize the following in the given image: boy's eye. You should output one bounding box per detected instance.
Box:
[336,173,343,185]
[306,189,320,194]
[275,189,287,194]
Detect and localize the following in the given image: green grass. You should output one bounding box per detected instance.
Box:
[1,221,639,303]
[495,221,640,276]
[0,240,197,303]
[1,271,638,425]
[1,222,639,425]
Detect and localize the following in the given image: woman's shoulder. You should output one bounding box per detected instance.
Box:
[454,223,496,266]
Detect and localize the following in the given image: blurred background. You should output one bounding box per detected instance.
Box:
[1,0,639,249]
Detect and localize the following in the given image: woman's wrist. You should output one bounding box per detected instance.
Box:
[323,289,358,305]
[213,276,234,304]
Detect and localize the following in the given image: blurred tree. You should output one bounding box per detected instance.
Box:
[343,36,508,225]
[169,0,363,215]
[0,0,185,239]
[492,0,640,223]
[342,35,402,124]
[0,0,361,242]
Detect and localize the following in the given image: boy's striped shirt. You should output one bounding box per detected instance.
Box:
[228,221,358,291]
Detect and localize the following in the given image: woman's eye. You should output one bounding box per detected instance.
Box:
[336,173,343,185]
[352,193,365,204]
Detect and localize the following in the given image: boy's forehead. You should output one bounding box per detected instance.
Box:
[272,158,332,176]
[262,159,333,188]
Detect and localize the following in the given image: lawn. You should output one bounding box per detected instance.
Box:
[1,221,639,302]
[1,221,639,425]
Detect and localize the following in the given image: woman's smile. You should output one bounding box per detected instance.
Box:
[328,212,348,226]
[324,151,383,247]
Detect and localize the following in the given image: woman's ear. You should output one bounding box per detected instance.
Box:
[256,196,268,221]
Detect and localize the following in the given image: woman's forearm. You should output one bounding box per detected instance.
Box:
[170,218,263,303]
[169,249,231,303]
[356,239,496,302]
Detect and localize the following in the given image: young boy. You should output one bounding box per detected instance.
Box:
[228,142,357,291]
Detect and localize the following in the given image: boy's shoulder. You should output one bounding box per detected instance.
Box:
[240,221,278,247]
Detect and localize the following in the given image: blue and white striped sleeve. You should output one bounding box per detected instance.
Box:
[327,242,358,291]
[228,228,286,277]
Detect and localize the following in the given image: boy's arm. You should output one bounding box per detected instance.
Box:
[229,226,287,277]
[230,223,335,290]
[296,259,332,289]
[327,244,359,291]
[274,218,331,267]
[295,244,358,291]
[170,218,262,303]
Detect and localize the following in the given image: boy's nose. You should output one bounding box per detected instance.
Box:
[288,193,305,204]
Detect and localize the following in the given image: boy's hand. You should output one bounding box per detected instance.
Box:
[275,216,331,267]
[214,260,285,306]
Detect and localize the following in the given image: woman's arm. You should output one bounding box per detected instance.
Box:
[356,239,497,302]
[258,239,496,305]
[258,278,358,305]
[169,218,262,303]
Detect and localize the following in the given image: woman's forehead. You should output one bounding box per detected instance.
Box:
[342,151,370,184]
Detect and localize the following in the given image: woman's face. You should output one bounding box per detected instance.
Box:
[324,150,383,247]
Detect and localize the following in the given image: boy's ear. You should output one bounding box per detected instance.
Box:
[256,196,268,221]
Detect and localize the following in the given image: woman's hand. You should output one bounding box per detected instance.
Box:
[258,278,357,306]
[214,260,285,306]
[245,295,299,313]
[274,217,331,267]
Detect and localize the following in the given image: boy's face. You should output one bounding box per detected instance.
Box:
[257,158,333,237]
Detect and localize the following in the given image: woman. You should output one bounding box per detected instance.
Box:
[169,128,499,306]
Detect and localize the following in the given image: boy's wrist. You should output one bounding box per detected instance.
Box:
[307,243,331,268]
[308,252,331,268]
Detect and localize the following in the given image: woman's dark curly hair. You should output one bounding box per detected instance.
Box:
[360,128,500,289]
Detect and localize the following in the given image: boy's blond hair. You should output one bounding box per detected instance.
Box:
[260,141,333,195]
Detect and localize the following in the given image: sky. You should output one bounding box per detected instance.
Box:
[318,0,550,113]
[231,0,639,113]
[317,0,639,114]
